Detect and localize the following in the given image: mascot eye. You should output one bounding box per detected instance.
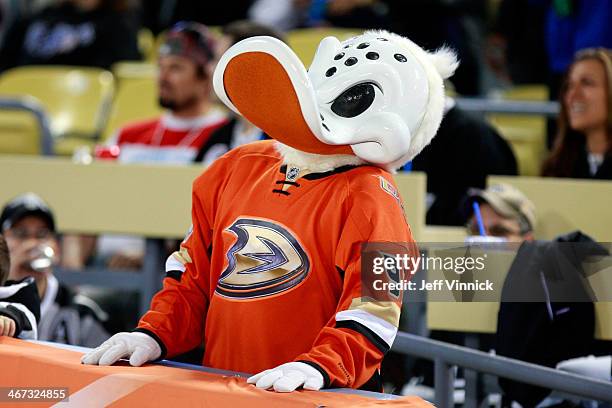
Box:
[331,83,376,118]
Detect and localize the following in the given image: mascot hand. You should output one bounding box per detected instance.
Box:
[247,362,324,392]
[557,355,612,381]
[81,332,161,367]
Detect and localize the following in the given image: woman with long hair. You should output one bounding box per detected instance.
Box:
[542,48,612,178]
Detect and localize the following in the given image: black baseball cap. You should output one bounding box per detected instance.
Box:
[0,193,55,233]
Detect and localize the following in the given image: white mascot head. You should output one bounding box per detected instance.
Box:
[213,30,458,172]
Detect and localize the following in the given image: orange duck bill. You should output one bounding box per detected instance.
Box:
[213,36,353,156]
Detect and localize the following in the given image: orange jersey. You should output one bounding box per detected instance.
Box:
[137,140,416,390]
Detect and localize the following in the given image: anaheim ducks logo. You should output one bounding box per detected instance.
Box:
[216,218,310,299]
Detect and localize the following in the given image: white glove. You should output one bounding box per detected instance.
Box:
[557,355,612,381]
[81,332,162,367]
[247,362,325,393]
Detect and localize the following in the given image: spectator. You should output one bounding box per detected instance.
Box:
[463,185,601,406]
[544,0,612,98]
[248,0,308,32]
[0,193,110,347]
[168,0,253,28]
[109,21,228,164]
[490,0,549,85]
[0,0,23,50]
[28,0,56,14]
[411,98,518,226]
[0,0,141,72]
[385,0,488,95]
[0,233,40,339]
[139,1,255,35]
[543,0,612,147]
[464,183,536,242]
[324,0,390,30]
[404,182,534,397]
[403,182,534,398]
[250,0,390,32]
[75,22,229,271]
[542,48,612,179]
[194,20,284,166]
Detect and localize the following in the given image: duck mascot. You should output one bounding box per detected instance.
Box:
[82,29,457,399]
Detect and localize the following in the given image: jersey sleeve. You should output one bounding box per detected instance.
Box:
[0,277,40,340]
[0,302,37,339]
[295,173,417,389]
[135,155,232,358]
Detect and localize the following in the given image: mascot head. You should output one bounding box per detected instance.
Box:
[213,30,458,171]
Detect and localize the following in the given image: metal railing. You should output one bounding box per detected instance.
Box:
[454,97,560,117]
[393,331,612,407]
[53,241,612,406]
[55,238,165,315]
[0,96,54,155]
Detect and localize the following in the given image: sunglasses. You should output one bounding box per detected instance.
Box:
[466,222,521,238]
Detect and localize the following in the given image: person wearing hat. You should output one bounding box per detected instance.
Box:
[466,183,536,242]
[84,21,231,271]
[1,193,110,346]
[1,193,60,298]
[107,21,228,165]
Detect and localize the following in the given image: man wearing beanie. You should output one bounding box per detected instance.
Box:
[108,21,228,165]
[93,22,229,270]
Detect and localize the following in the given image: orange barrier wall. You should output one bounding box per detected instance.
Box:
[0,337,429,407]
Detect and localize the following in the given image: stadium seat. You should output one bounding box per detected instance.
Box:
[489,175,612,241]
[150,30,167,63]
[287,28,359,65]
[0,97,49,155]
[486,85,549,176]
[102,78,161,141]
[138,28,155,61]
[0,66,115,155]
[112,61,157,82]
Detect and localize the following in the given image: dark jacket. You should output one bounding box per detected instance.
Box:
[194,118,265,165]
[0,3,140,72]
[194,118,238,163]
[496,232,606,406]
[38,277,111,348]
[568,149,612,180]
[0,277,40,339]
[411,106,518,226]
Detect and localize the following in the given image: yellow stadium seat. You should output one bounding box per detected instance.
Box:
[138,28,155,61]
[102,78,162,141]
[112,61,157,82]
[486,84,549,176]
[0,66,115,155]
[207,26,223,38]
[0,97,48,155]
[150,30,166,63]
[287,28,359,66]
[0,111,39,154]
